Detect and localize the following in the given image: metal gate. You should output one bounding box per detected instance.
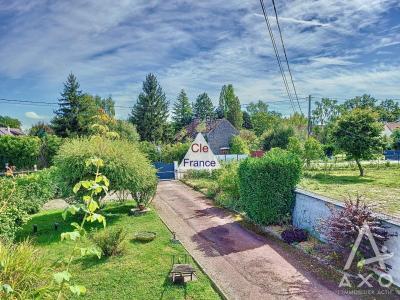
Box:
[153,162,175,180]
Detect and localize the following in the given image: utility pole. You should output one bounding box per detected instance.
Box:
[307,95,312,137]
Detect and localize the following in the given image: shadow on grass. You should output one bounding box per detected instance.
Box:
[305,173,374,185]
[16,203,136,246]
[159,272,188,300]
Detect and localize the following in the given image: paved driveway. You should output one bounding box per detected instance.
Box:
[154,181,349,300]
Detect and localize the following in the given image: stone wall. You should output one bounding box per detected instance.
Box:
[293,189,400,285]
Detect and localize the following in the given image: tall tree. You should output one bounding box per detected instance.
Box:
[172,89,193,130]
[130,73,169,142]
[312,98,339,126]
[378,99,400,122]
[95,95,115,117]
[218,84,243,129]
[332,108,383,176]
[193,93,214,120]
[0,115,21,128]
[52,73,94,137]
[246,100,269,115]
[340,94,377,112]
[242,111,253,129]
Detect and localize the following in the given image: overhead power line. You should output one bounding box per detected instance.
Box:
[271,0,303,114]
[258,0,297,114]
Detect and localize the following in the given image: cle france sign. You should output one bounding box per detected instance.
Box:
[179,133,220,171]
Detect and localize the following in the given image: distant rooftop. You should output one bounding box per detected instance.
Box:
[0,127,25,136]
[385,122,400,132]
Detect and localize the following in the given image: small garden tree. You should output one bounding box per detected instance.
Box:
[391,128,400,150]
[332,108,383,176]
[229,136,250,154]
[303,137,324,166]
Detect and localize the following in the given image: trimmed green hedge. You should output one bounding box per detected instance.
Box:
[0,136,41,169]
[238,148,302,224]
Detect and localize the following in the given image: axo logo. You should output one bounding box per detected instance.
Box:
[339,222,394,290]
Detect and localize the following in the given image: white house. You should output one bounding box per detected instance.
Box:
[383,122,400,137]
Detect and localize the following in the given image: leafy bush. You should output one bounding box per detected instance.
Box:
[229,136,250,154]
[54,137,157,207]
[0,240,54,299]
[261,125,294,151]
[38,135,63,168]
[321,197,396,270]
[138,141,159,162]
[215,163,240,208]
[16,168,58,213]
[161,142,190,163]
[0,179,28,241]
[281,228,308,244]
[90,227,127,257]
[0,136,41,169]
[238,148,302,224]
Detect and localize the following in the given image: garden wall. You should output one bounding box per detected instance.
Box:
[293,189,400,286]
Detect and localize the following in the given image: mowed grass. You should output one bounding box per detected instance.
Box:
[299,166,400,217]
[16,202,221,300]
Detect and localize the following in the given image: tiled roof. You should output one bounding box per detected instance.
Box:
[184,118,227,139]
[385,122,400,132]
[0,127,25,136]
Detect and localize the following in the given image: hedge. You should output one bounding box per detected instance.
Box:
[0,168,58,240]
[54,137,157,206]
[238,148,302,225]
[0,136,41,169]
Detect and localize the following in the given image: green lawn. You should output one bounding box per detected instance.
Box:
[182,166,400,218]
[17,202,221,300]
[299,166,400,217]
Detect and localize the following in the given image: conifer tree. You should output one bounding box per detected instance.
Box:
[172,89,193,130]
[130,73,169,142]
[52,73,88,137]
[193,93,215,120]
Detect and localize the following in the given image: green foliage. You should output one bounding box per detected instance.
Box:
[391,129,400,150]
[0,168,59,239]
[90,226,127,257]
[332,108,383,176]
[138,141,159,162]
[54,137,157,206]
[172,89,193,131]
[29,121,54,137]
[287,136,304,157]
[238,148,302,225]
[56,157,108,298]
[218,85,243,129]
[0,135,40,169]
[0,115,21,128]
[242,111,252,129]
[52,73,99,137]
[239,129,259,151]
[130,73,169,142]
[161,143,190,163]
[261,125,294,150]
[312,98,339,126]
[193,93,215,120]
[215,163,240,208]
[38,135,63,168]
[0,179,28,241]
[378,99,400,122]
[0,240,55,299]
[251,111,282,136]
[229,136,250,154]
[110,120,140,143]
[303,137,324,166]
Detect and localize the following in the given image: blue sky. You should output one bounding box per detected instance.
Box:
[1,0,400,128]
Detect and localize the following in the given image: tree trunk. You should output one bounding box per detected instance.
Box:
[355,159,364,176]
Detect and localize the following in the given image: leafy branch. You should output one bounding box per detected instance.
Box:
[55,157,109,299]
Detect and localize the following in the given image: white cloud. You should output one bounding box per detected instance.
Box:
[25,111,47,120]
[0,0,399,118]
